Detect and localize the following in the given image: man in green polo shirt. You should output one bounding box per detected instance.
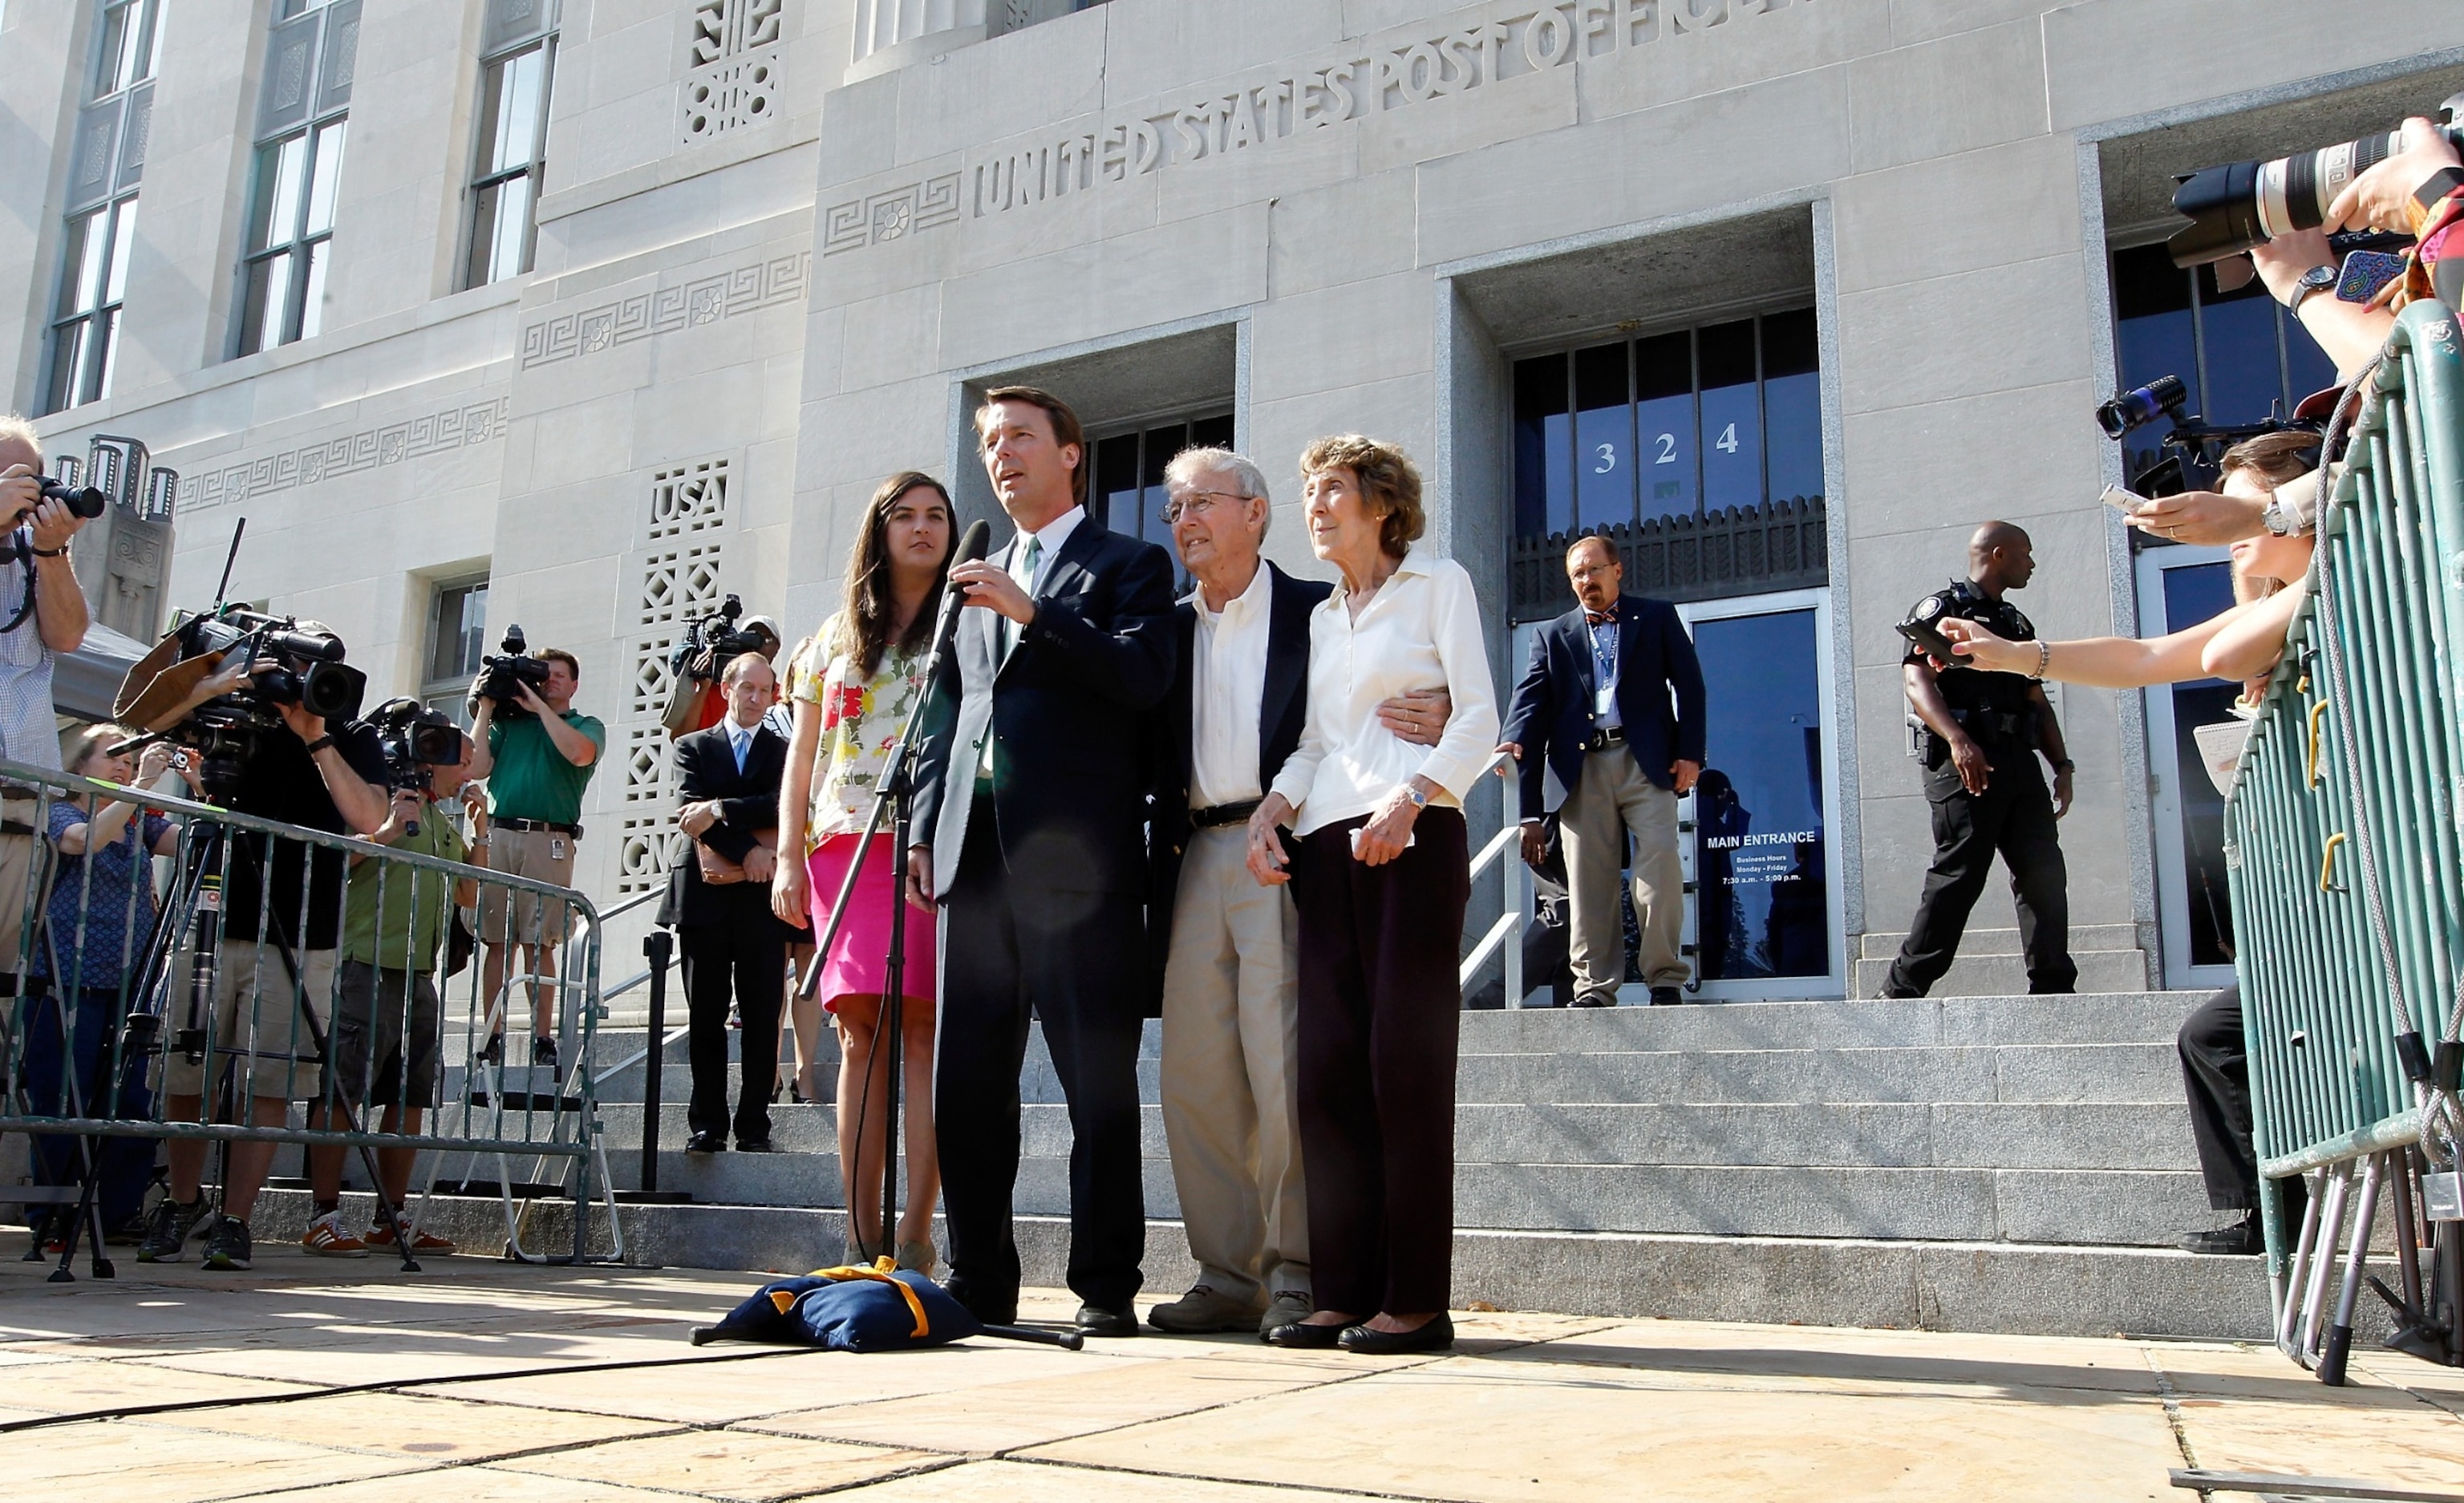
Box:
[468,647,604,1073]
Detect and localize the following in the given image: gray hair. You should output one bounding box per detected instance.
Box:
[1162,446,1270,538]
[0,414,38,455]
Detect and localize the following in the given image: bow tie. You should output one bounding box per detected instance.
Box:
[1585,607,1619,627]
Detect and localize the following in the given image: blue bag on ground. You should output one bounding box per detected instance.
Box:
[696,1264,983,1352]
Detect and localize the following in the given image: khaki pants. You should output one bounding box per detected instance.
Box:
[1158,825,1309,1306]
[160,941,336,1102]
[0,790,47,978]
[1562,749,1688,1000]
[477,826,578,945]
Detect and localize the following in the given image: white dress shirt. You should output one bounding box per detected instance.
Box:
[979,504,1088,776]
[1188,562,1273,809]
[1269,544,1500,838]
[723,717,757,772]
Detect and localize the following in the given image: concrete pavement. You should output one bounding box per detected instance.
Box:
[1,1245,2458,1502]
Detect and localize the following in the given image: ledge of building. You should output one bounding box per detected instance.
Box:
[535,116,822,229]
[841,25,987,87]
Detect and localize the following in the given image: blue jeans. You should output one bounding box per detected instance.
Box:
[20,986,157,1227]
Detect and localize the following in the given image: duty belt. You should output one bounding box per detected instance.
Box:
[495,816,583,837]
[1190,799,1260,830]
[1582,726,1627,753]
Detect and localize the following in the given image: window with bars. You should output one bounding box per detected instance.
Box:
[421,577,490,725]
[464,0,557,289]
[234,0,358,357]
[2108,242,2338,492]
[43,0,162,414]
[1092,410,1235,559]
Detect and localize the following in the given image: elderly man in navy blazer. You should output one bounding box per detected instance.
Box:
[1500,534,1706,1007]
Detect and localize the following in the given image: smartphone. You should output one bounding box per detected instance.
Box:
[2101,484,2148,516]
[1896,618,1959,663]
[2338,249,2407,305]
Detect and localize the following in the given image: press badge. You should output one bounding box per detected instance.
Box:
[550,836,569,861]
[1595,686,1615,719]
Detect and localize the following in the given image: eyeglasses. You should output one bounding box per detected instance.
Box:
[1161,490,1254,524]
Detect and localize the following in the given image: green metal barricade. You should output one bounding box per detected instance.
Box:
[2223,301,2464,1381]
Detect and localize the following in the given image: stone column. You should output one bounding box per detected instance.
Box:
[847,0,987,82]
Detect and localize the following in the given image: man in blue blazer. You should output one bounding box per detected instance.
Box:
[1500,535,1706,1007]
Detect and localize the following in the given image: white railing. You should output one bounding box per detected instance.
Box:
[1459,752,1529,1005]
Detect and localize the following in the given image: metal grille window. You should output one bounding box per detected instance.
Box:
[233,0,359,357]
[1092,410,1235,557]
[421,577,490,724]
[43,0,162,414]
[464,0,557,289]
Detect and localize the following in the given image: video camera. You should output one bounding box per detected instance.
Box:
[672,594,771,686]
[470,623,552,719]
[365,696,463,793]
[2168,95,2464,267]
[153,608,366,799]
[2094,375,2316,496]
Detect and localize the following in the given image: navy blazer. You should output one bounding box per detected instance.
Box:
[1501,594,1707,820]
[912,514,1178,897]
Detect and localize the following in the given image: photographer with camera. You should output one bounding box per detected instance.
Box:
[299,704,477,1258]
[465,643,602,1072]
[133,636,389,1271]
[0,415,97,992]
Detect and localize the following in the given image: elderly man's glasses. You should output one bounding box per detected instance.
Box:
[1161,490,1252,524]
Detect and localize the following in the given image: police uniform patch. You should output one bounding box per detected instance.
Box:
[1915,597,1943,620]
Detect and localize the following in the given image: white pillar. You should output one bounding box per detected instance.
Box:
[847,0,987,80]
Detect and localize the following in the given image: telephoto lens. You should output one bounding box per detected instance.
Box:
[2095,375,2188,439]
[35,477,107,518]
[2169,115,2464,267]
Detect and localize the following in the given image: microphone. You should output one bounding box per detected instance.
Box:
[922,518,992,681]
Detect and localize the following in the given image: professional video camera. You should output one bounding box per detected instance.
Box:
[470,623,552,719]
[364,696,463,794]
[2094,375,2316,496]
[2168,95,2464,267]
[675,595,769,683]
[116,607,367,799]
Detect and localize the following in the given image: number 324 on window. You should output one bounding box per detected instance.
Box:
[1597,427,1738,474]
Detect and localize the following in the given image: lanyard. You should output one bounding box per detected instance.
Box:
[1589,618,1618,691]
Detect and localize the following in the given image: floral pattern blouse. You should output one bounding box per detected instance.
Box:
[789,617,928,851]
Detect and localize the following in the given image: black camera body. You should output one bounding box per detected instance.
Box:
[32,476,107,519]
[161,609,366,798]
[674,594,769,685]
[364,696,463,795]
[472,624,552,719]
[2169,96,2464,266]
[2095,374,2316,496]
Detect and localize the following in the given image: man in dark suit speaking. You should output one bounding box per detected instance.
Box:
[1501,535,1706,1007]
[910,385,1177,1336]
[660,652,796,1155]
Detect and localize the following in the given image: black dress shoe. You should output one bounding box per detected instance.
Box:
[1649,986,1683,1006]
[2180,1214,2263,1255]
[736,1137,774,1153]
[683,1132,724,1155]
[1337,1313,1454,1354]
[1261,1320,1345,1349]
[1074,1302,1140,1337]
[946,1280,1017,1327]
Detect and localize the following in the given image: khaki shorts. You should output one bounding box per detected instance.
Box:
[0,791,49,978]
[477,826,579,946]
[160,940,336,1102]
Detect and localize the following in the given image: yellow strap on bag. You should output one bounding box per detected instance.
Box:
[795,1259,929,1339]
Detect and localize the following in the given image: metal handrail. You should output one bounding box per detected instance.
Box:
[1459,752,1527,1003]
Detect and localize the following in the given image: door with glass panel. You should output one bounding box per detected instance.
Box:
[2137,545,2239,991]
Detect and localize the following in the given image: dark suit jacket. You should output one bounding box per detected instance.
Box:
[658,720,796,933]
[913,515,1178,898]
[1144,562,1330,998]
[1501,594,1707,820]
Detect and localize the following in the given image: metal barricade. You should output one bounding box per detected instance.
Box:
[0,756,616,1278]
[2223,301,2464,1380]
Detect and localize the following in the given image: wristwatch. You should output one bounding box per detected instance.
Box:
[1404,784,1430,808]
[2262,494,2301,537]
[2286,262,2340,315]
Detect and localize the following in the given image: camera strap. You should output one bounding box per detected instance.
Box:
[0,535,36,636]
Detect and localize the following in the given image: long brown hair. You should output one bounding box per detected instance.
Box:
[836,472,954,675]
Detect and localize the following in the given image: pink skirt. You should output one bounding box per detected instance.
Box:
[807,833,936,1011]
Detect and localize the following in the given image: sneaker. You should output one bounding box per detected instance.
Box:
[1148,1283,1268,1334]
[2181,1213,2263,1256]
[365,1217,456,1256]
[301,1210,369,1258]
[532,1035,558,1072]
[135,1195,213,1263]
[1261,1288,1315,1335]
[201,1215,253,1271]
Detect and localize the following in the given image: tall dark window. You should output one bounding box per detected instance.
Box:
[44,0,162,413]
[464,1,558,289]
[423,577,489,725]
[1092,410,1235,559]
[234,0,358,357]
[2109,243,2337,490]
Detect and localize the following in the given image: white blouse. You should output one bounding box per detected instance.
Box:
[1268,545,1500,838]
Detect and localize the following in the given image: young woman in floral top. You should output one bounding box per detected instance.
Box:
[773,470,954,1270]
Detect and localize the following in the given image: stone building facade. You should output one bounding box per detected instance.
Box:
[5,0,2458,998]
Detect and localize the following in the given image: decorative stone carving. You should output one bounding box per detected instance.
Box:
[184,396,511,510]
[518,253,809,368]
[681,0,786,143]
[821,174,962,256]
[616,459,732,895]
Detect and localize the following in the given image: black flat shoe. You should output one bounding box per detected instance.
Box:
[1337,1313,1454,1354]
[1075,1302,1140,1338]
[1262,1320,1345,1349]
[683,1132,724,1155]
[736,1137,774,1153]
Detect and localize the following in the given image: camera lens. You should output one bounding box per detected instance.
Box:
[2095,375,2186,439]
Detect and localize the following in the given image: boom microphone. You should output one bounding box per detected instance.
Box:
[922,518,993,679]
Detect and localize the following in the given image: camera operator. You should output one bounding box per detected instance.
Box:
[1935,433,2319,1255]
[134,643,388,1272]
[465,647,602,1072]
[0,415,95,992]
[299,711,478,1258]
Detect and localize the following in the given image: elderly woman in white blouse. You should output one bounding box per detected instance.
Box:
[1246,435,1498,1355]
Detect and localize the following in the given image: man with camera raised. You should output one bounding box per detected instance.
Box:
[467,646,602,1072]
[0,415,94,992]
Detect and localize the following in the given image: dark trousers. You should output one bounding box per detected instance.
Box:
[680,905,785,1145]
[935,807,1147,1314]
[22,986,156,1227]
[1290,808,1469,1317]
[1886,749,2076,997]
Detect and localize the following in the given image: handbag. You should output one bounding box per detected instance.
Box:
[695,827,780,885]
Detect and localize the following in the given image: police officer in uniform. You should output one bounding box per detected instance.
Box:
[1880,521,2077,999]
